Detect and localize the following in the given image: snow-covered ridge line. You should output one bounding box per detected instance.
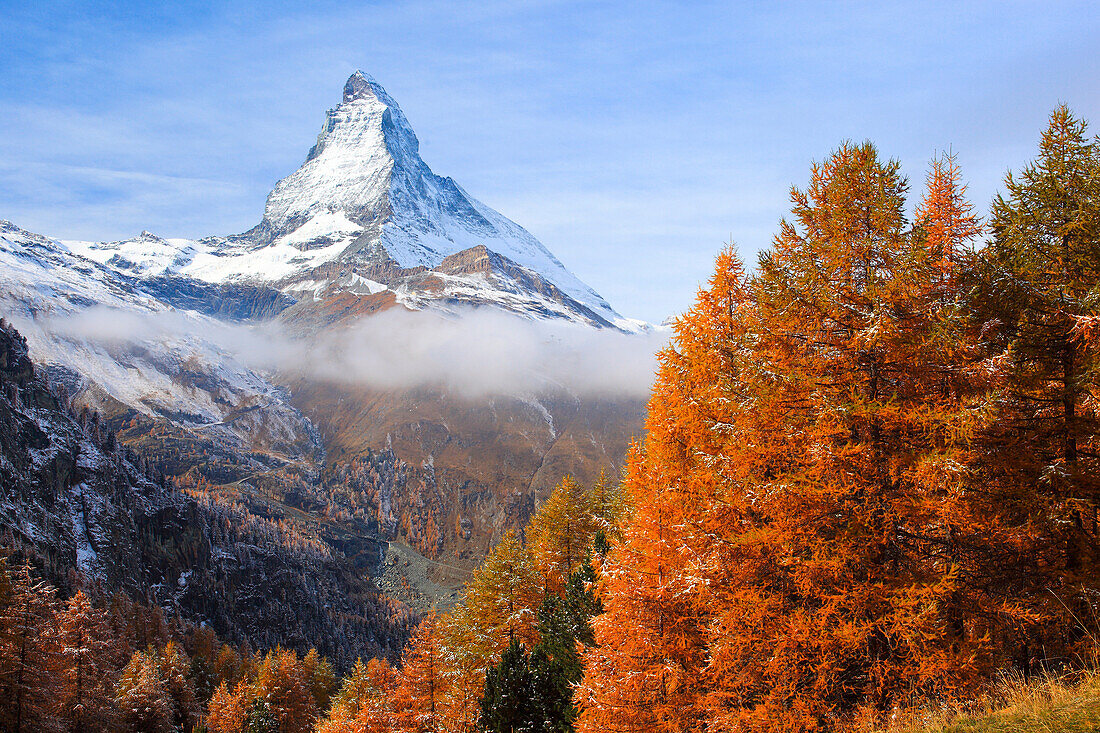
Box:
[37,71,640,330]
[0,220,319,466]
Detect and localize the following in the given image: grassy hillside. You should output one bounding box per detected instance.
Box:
[889,671,1100,733]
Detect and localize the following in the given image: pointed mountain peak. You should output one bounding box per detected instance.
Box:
[241,72,620,326]
[343,70,381,103]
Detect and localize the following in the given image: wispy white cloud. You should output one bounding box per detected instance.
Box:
[41,306,669,400]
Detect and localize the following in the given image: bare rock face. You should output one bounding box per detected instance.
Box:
[278,243,618,331]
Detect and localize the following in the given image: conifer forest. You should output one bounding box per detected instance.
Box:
[4,102,1100,732]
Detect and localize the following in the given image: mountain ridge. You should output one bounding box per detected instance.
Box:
[57,71,639,332]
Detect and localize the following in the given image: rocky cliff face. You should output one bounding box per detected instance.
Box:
[0,318,411,668]
[276,244,618,331]
[0,316,159,593]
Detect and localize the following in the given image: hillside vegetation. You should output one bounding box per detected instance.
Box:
[5,105,1100,733]
[886,671,1100,733]
[575,106,1100,732]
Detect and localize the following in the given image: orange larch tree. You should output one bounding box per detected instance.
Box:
[205,681,250,733]
[448,530,543,670]
[527,474,623,592]
[157,640,200,731]
[317,657,400,733]
[0,562,60,733]
[915,150,983,290]
[575,248,753,733]
[395,612,449,733]
[707,142,1009,729]
[580,142,1021,732]
[115,651,173,733]
[56,590,120,733]
[252,647,319,733]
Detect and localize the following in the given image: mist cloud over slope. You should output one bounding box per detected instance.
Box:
[38,306,669,400]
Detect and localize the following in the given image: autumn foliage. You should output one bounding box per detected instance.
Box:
[312,472,621,733]
[576,109,1100,732]
[3,106,1098,733]
[0,554,340,733]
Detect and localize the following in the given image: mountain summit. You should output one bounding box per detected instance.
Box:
[342,69,382,102]
[52,72,631,330]
[249,70,425,252]
[216,71,625,328]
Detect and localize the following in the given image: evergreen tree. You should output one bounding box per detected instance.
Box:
[984,106,1100,621]
[479,639,548,733]
[526,562,602,732]
[245,700,278,733]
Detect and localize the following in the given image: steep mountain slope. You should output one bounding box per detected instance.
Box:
[0,318,411,667]
[0,220,319,481]
[287,379,646,561]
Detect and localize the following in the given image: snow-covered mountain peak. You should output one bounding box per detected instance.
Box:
[4,73,638,331]
[229,71,624,325]
[252,71,417,248]
[63,230,198,278]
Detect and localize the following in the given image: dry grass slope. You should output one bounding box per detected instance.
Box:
[887,671,1100,733]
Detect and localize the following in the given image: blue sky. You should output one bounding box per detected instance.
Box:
[1,1,1098,322]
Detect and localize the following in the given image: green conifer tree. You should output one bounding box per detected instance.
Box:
[480,638,548,733]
